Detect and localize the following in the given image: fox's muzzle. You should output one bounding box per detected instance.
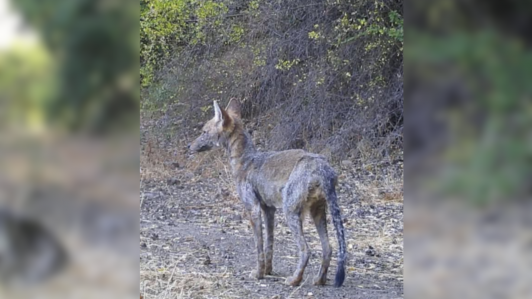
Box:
[192,144,212,153]
[188,138,214,153]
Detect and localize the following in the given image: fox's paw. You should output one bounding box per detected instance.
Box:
[250,269,264,279]
[313,276,326,286]
[284,275,302,286]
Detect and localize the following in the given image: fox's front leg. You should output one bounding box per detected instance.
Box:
[247,204,265,279]
[263,205,276,275]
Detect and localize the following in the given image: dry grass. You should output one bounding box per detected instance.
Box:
[140,252,234,299]
[140,137,176,181]
[139,220,241,299]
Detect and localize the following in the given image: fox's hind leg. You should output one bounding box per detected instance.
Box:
[282,179,310,286]
[310,199,332,285]
[283,209,309,286]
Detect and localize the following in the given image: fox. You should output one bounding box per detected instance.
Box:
[189,99,346,287]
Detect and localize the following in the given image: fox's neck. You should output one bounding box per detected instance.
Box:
[224,127,256,175]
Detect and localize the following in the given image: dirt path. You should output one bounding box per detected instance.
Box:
[140,168,403,299]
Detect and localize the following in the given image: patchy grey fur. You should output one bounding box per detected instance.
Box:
[190,99,347,287]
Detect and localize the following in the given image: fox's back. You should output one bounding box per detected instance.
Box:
[242,149,334,208]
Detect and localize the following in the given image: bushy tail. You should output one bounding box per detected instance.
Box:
[325,177,346,287]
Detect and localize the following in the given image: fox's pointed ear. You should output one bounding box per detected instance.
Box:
[226,98,241,117]
[213,101,223,122]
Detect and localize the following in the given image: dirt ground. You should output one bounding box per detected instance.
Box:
[0,136,139,299]
[140,144,403,298]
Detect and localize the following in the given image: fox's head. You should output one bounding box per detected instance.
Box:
[189,99,241,153]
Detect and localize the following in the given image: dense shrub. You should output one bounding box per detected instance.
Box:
[141,0,403,163]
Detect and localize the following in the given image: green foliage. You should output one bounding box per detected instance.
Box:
[308,25,322,40]
[140,0,191,86]
[275,59,301,71]
[227,24,245,44]
[140,0,229,87]
[141,0,403,89]
[0,44,56,131]
[333,4,403,45]
[409,30,532,203]
[12,0,139,133]
[324,1,403,91]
